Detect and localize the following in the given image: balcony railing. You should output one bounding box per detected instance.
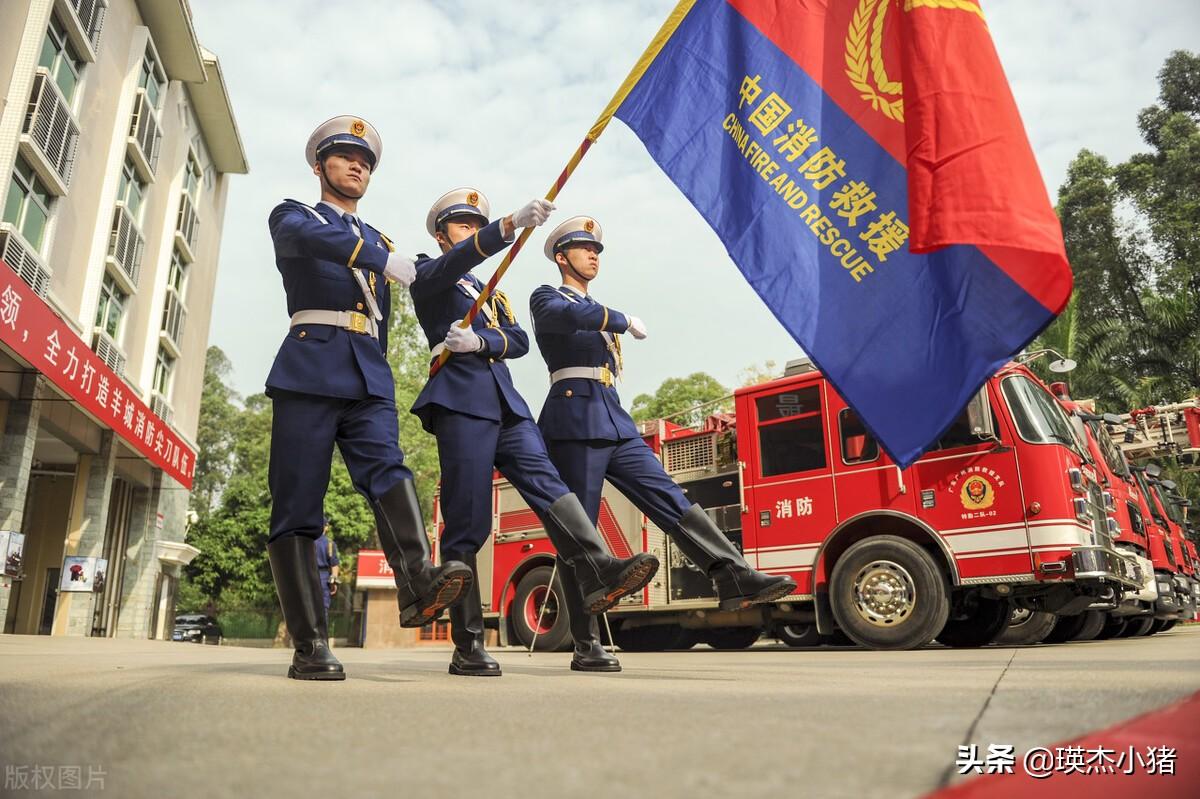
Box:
[127,88,161,179]
[21,70,80,193]
[175,193,200,262]
[150,393,173,426]
[107,202,144,289]
[0,224,52,298]
[91,328,126,377]
[62,0,106,60]
[160,287,187,353]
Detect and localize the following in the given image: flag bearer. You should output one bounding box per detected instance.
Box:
[411,189,660,677]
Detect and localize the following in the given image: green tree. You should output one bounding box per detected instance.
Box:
[385,284,442,523]
[1032,51,1200,410]
[631,372,731,427]
[191,346,240,516]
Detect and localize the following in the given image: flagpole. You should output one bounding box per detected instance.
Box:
[428,0,698,377]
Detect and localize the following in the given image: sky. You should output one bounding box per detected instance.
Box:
[189,0,1200,411]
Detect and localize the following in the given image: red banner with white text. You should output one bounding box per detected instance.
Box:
[0,262,195,489]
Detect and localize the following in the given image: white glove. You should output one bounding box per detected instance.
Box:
[626,315,648,340]
[444,323,484,354]
[511,198,556,228]
[383,252,416,287]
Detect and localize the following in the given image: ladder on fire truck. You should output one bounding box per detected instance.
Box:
[1112,398,1200,471]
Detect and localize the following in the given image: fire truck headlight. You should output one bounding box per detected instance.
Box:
[1068,468,1085,494]
[1103,491,1115,512]
[1107,518,1120,537]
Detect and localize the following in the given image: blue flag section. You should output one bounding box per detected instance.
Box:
[611,0,1062,467]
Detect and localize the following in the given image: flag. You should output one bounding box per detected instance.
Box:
[606,0,1072,467]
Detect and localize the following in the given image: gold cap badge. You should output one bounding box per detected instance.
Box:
[466,191,479,206]
[350,120,366,137]
[583,219,595,233]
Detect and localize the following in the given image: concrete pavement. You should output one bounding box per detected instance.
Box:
[2,627,1198,798]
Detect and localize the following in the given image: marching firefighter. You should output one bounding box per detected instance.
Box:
[264,116,475,680]
[530,215,797,672]
[411,189,660,677]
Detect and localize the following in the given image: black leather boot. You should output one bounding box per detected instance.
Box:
[447,552,501,677]
[267,536,345,681]
[670,504,797,611]
[543,494,659,614]
[559,557,621,672]
[373,480,473,627]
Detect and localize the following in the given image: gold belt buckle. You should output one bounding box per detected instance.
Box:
[598,366,613,387]
[346,311,368,335]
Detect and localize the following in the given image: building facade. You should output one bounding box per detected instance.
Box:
[0,0,246,639]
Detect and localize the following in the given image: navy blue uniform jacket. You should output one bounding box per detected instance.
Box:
[410,223,532,432]
[529,285,640,442]
[265,200,395,401]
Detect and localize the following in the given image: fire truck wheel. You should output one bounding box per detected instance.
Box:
[775,623,823,648]
[1094,614,1128,640]
[1066,610,1106,642]
[1159,620,1177,633]
[610,622,694,652]
[1119,616,1155,637]
[699,626,762,650]
[828,535,950,651]
[994,608,1058,646]
[511,566,573,652]
[935,596,1011,648]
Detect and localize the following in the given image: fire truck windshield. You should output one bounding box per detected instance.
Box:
[1001,375,1086,457]
[1153,483,1185,527]
[1134,470,1170,526]
[1086,419,1131,478]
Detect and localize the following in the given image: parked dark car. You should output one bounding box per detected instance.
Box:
[172,614,223,644]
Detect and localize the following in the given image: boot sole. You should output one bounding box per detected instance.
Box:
[448,664,502,677]
[718,578,798,611]
[399,568,473,628]
[571,660,622,673]
[586,556,659,614]
[287,666,346,681]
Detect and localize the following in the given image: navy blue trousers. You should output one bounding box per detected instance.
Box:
[269,390,413,543]
[433,409,569,560]
[546,436,692,531]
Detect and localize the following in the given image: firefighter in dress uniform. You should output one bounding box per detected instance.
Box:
[264,116,474,681]
[530,216,798,671]
[411,189,660,677]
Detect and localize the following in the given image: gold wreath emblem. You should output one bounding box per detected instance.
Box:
[350,120,366,137]
[960,476,996,510]
[845,0,986,124]
[466,191,479,206]
[583,219,595,233]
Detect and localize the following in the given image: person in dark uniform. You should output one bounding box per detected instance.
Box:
[314,517,340,613]
[411,189,660,677]
[530,215,797,672]
[264,116,474,681]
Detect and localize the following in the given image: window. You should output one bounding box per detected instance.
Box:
[1001,375,1084,456]
[166,248,187,293]
[94,272,127,339]
[38,12,84,103]
[4,156,53,251]
[138,46,166,109]
[756,387,826,476]
[839,409,879,464]
[182,152,202,202]
[116,158,146,222]
[153,347,174,395]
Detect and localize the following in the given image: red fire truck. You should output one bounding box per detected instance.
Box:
[434,357,1141,652]
[1038,397,1163,641]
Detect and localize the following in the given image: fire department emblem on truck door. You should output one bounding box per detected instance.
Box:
[960,475,995,510]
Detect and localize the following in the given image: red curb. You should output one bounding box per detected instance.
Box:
[923,690,1200,798]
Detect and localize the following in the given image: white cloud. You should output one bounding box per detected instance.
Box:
[190,0,1200,410]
